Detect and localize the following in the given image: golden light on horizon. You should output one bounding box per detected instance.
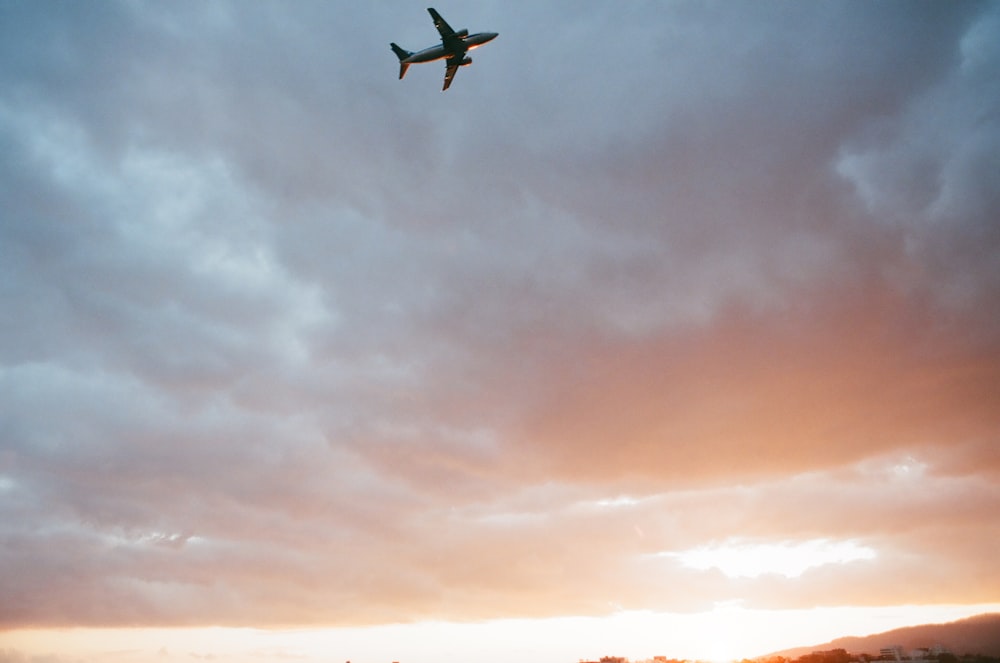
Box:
[4,605,1000,663]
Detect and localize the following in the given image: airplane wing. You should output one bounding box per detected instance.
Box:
[428,8,455,38]
[442,58,459,91]
[428,8,463,49]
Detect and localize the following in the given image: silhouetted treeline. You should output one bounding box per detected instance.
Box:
[753,652,1000,663]
[595,649,1000,663]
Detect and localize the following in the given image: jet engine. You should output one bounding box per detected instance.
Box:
[460,56,472,66]
[455,28,469,37]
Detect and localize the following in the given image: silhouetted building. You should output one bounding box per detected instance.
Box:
[881,646,905,661]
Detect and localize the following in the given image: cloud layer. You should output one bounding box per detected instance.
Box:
[2,1,999,629]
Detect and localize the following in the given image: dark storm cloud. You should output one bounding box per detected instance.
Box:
[1,0,998,628]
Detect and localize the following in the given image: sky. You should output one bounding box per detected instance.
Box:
[2,1,1000,662]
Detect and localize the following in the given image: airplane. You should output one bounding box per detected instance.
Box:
[391,8,498,91]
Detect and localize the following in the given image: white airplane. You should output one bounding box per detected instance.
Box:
[391,8,498,91]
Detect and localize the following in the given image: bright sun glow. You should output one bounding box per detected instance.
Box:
[663,538,877,578]
[5,604,1000,663]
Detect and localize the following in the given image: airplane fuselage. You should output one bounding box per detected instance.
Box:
[403,32,498,64]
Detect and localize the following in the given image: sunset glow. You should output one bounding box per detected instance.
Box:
[6,605,1000,663]
[2,2,999,663]
[665,539,877,579]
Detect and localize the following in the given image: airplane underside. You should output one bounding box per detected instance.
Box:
[390,8,497,90]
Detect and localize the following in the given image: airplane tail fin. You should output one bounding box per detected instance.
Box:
[390,42,412,80]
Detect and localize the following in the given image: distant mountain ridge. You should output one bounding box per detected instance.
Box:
[767,613,1000,659]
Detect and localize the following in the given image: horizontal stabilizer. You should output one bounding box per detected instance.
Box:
[390,42,412,60]
[390,42,413,80]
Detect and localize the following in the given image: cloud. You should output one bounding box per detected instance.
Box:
[1,0,999,629]
[663,539,877,579]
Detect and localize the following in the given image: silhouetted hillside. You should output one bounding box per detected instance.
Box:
[768,614,1000,659]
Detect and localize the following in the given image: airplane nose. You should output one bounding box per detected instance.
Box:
[485,32,498,41]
